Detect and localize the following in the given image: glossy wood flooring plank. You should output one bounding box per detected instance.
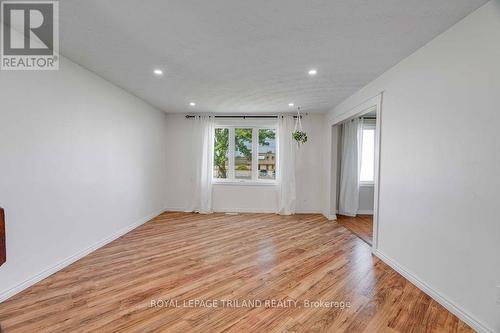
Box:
[337,214,373,245]
[0,212,472,333]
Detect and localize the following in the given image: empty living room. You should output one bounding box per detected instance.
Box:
[1,1,499,332]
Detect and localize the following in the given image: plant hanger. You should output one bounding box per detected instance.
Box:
[294,107,303,132]
[292,107,308,146]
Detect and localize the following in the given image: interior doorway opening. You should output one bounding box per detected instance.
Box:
[328,95,382,249]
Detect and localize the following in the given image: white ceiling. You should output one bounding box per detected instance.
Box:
[60,0,487,114]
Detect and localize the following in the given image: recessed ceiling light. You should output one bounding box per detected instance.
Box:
[153,69,163,75]
[308,69,317,76]
[288,103,294,107]
[189,102,196,107]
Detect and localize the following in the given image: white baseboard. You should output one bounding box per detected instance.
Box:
[295,209,323,214]
[166,207,323,215]
[373,250,492,333]
[322,212,337,220]
[214,207,276,214]
[215,209,323,214]
[335,209,373,216]
[0,207,166,303]
[164,207,192,213]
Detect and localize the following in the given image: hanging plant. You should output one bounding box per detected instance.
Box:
[292,130,308,144]
[292,107,308,146]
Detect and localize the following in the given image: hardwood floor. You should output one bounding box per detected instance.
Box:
[0,212,472,333]
[337,214,373,245]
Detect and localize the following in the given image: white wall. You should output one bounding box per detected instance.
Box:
[358,185,374,214]
[326,1,500,331]
[0,48,168,300]
[165,114,325,213]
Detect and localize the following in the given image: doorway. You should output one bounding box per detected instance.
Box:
[327,94,382,250]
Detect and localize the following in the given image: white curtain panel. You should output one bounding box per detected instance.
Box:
[277,115,297,215]
[338,118,361,216]
[189,115,214,214]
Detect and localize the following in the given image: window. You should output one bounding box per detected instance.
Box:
[258,129,277,180]
[235,128,253,179]
[213,128,229,178]
[213,125,277,183]
[359,122,375,184]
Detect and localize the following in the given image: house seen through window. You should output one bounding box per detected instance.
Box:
[213,126,277,182]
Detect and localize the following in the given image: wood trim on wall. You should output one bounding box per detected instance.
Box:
[0,207,5,266]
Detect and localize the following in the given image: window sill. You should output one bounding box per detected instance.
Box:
[212,180,278,186]
[360,182,375,187]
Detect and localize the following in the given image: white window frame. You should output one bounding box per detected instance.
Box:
[359,119,376,186]
[212,120,279,185]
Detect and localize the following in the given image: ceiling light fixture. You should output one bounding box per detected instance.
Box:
[308,69,317,76]
[153,69,163,75]
[288,103,295,107]
[189,102,196,106]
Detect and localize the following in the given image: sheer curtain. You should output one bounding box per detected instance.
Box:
[189,115,214,214]
[338,118,362,216]
[277,116,296,215]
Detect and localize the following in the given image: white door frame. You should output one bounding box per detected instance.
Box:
[327,93,383,251]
